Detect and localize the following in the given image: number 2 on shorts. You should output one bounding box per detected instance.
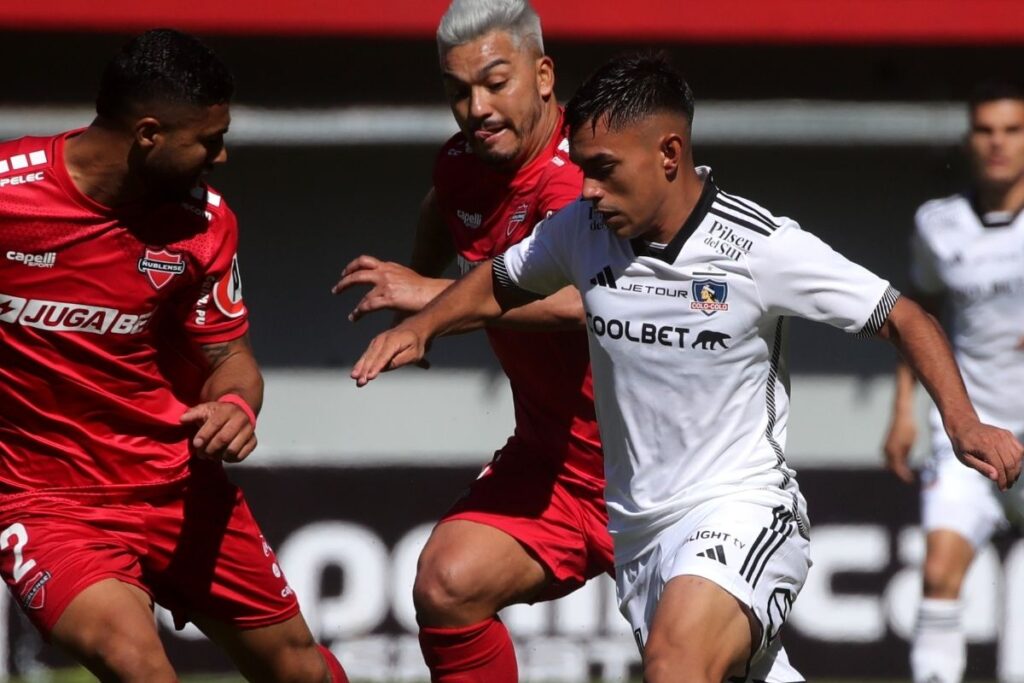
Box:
[0,522,37,582]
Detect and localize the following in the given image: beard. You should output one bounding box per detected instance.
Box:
[141,164,202,204]
[472,98,544,168]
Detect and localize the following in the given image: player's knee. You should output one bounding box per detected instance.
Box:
[922,555,967,598]
[413,562,475,621]
[414,548,504,624]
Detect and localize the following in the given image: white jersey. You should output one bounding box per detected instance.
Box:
[496,167,897,564]
[912,194,1024,430]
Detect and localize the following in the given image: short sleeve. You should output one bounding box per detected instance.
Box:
[494,203,579,296]
[182,209,250,344]
[752,221,899,336]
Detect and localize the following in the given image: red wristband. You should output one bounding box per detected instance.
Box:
[218,393,257,428]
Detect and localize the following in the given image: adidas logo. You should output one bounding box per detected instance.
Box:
[697,545,727,564]
[589,266,617,289]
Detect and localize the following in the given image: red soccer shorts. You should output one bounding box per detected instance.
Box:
[0,471,299,638]
[442,454,614,601]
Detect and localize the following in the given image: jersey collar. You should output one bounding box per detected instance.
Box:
[631,168,718,263]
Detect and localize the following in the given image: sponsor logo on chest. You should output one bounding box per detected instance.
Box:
[0,293,151,335]
[5,250,56,268]
[456,209,483,229]
[137,248,186,290]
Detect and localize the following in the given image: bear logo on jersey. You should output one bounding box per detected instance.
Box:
[138,248,186,290]
[212,254,245,318]
[690,279,729,315]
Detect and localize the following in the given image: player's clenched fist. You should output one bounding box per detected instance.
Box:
[351,328,428,387]
[180,401,257,463]
[949,420,1024,491]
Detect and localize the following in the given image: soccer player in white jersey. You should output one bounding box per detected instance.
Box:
[353,54,1023,683]
[883,82,1024,683]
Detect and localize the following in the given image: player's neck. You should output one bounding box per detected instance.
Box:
[63,123,148,209]
[643,165,705,245]
[976,177,1024,217]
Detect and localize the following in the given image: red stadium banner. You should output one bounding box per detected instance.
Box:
[1,0,1023,43]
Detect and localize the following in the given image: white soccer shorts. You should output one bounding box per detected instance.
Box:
[615,495,811,683]
[921,408,1024,547]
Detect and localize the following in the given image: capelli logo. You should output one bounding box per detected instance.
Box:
[6,250,56,268]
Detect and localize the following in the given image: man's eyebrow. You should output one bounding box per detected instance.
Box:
[442,58,512,84]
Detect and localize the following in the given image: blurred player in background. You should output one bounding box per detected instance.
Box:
[351,52,1023,683]
[0,29,348,683]
[883,82,1024,683]
[333,0,612,680]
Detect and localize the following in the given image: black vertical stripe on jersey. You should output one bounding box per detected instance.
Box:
[765,317,788,481]
[630,177,718,263]
[602,266,617,289]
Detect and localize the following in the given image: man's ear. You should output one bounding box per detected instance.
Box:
[134,117,163,151]
[661,132,685,178]
[536,55,555,100]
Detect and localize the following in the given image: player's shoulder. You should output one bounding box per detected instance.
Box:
[708,186,790,242]
[0,134,59,177]
[914,193,970,236]
[435,132,474,169]
[181,183,236,228]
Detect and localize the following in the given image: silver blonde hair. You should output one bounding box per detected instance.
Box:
[437,0,544,57]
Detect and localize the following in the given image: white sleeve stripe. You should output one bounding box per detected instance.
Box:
[492,254,515,289]
[857,285,901,337]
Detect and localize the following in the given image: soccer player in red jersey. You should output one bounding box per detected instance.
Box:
[0,30,348,683]
[333,1,612,680]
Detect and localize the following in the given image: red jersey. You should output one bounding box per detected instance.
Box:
[0,131,248,493]
[433,115,604,492]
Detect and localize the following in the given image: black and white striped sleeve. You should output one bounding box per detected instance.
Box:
[856,285,901,338]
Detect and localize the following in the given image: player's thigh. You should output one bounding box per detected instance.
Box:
[414,519,549,618]
[51,578,174,680]
[193,612,325,683]
[646,573,757,681]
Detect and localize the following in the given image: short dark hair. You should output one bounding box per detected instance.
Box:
[565,51,694,138]
[96,28,234,121]
[968,81,1024,113]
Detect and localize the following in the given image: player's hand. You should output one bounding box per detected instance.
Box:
[1016,335,1024,350]
[180,401,257,463]
[882,413,917,484]
[351,327,428,387]
[948,420,1024,491]
[332,255,436,322]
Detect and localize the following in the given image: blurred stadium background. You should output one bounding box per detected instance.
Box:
[2,1,1024,680]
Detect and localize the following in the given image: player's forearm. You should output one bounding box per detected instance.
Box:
[199,337,264,414]
[406,259,505,340]
[891,359,918,418]
[878,297,976,434]
[486,285,585,331]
